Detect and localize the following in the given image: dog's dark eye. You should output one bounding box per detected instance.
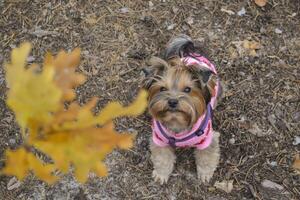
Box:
[183,87,191,93]
[160,87,167,92]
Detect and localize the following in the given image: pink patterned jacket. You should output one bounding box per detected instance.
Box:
[152,53,219,150]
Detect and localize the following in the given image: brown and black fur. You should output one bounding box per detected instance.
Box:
[142,35,222,184]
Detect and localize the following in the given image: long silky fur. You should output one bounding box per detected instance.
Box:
[147,35,222,185]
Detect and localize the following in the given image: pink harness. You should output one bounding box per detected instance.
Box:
[152,53,219,150]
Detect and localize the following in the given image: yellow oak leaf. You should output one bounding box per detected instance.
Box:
[93,162,108,177]
[96,90,148,124]
[3,42,148,184]
[87,122,135,150]
[34,122,134,183]
[27,153,57,184]
[44,49,86,101]
[5,43,62,131]
[1,148,57,183]
[59,90,148,130]
[2,148,29,180]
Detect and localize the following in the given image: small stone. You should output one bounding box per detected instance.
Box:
[186,17,194,25]
[127,128,138,134]
[9,138,16,145]
[238,115,246,122]
[274,106,284,118]
[45,2,51,8]
[237,7,246,16]
[260,27,266,33]
[238,71,245,76]
[261,179,284,190]
[82,50,89,56]
[27,56,35,62]
[10,44,16,49]
[275,28,283,34]
[292,136,300,145]
[172,7,179,13]
[268,114,276,124]
[259,78,264,86]
[208,187,216,192]
[248,123,267,137]
[292,112,300,122]
[118,33,125,41]
[149,1,154,8]
[266,70,275,78]
[7,177,21,190]
[138,163,143,168]
[88,172,97,178]
[120,7,129,13]
[73,32,80,37]
[267,160,278,167]
[277,119,288,131]
[229,138,235,144]
[167,23,176,30]
[182,25,189,31]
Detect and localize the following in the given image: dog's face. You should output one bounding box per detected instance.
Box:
[143,57,216,132]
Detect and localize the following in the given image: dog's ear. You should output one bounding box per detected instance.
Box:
[141,56,168,89]
[188,65,217,103]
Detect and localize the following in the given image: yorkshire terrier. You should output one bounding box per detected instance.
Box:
[142,35,223,184]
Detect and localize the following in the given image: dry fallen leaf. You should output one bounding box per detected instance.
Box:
[7,177,21,191]
[220,8,235,15]
[243,40,261,50]
[248,122,269,137]
[261,179,284,190]
[232,40,261,57]
[292,154,300,173]
[214,180,234,193]
[255,0,267,7]
[237,7,246,16]
[85,14,98,25]
[30,27,59,37]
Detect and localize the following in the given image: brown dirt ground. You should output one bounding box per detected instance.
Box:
[0,0,300,199]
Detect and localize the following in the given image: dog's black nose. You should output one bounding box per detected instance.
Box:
[168,99,178,108]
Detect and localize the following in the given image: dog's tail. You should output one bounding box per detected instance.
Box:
[164,34,195,60]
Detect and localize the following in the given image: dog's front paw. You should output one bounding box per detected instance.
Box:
[197,168,214,183]
[152,169,170,185]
